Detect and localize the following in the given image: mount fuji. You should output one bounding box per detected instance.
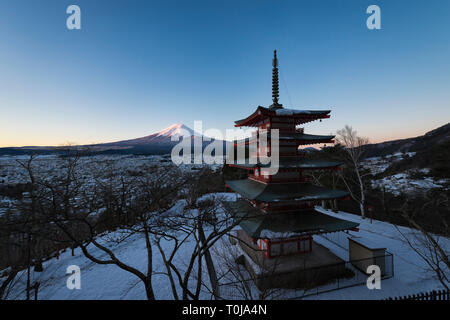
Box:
[0,124,223,155]
[85,123,214,154]
[96,123,203,147]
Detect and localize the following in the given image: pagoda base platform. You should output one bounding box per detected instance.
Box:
[233,230,354,291]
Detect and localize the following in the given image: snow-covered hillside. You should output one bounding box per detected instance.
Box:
[309,207,449,299]
[0,154,222,219]
[362,152,449,195]
[3,195,448,300]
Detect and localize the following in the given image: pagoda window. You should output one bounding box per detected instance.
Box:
[283,241,299,255]
[263,236,313,258]
[270,242,282,256]
[257,239,268,251]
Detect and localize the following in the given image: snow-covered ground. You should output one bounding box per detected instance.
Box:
[362,153,448,195]
[1,153,448,299]
[0,154,222,219]
[363,152,416,176]
[2,196,448,300]
[371,171,445,196]
[0,154,222,186]
[2,193,237,300]
[307,207,449,299]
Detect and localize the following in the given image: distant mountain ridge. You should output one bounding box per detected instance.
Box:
[362,122,450,158]
[361,122,450,178]
[0,124,214,156]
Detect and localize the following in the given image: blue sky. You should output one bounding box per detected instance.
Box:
[1,0,449,147]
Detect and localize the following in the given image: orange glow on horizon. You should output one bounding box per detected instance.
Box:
[0,125,442,149]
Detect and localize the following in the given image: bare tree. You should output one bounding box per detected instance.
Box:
[308,168,340,212]
[213,236,286,300]
[336,125,370,218]
[12,154,45,300]
[154,188,241,300]
[3,152,248,300]
[1,154,59,300]
[396,192,449,290]
[213,232,317,300]
[14,151,188,300]
[0,268,19,300]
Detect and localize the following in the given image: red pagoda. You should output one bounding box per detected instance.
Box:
[223,51,359,289]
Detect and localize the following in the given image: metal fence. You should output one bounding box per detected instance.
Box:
[217,252,394,300]
[386,289,450,301]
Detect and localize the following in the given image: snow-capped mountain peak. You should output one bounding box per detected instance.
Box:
[155,123,201,138]
[89,123,207,150]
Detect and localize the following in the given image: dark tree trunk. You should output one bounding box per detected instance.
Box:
[145,281,155,300]
[26,233,31,300]
[0,268,18,300]
[198,217,220,299]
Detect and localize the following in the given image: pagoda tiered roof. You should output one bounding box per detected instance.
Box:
[226,179,349,203]
[234,106,331,127]
[234,132,335,145]
[223,50,358,243]
[229,158,342,170]
[222,200,359,239]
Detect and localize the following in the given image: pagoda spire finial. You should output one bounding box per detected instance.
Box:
[271,50,282,108]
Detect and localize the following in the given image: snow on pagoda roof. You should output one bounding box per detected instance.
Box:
[222,200,359,239]
[234,132,335,145]
[234,106,331,127]
[225,179,349,202]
